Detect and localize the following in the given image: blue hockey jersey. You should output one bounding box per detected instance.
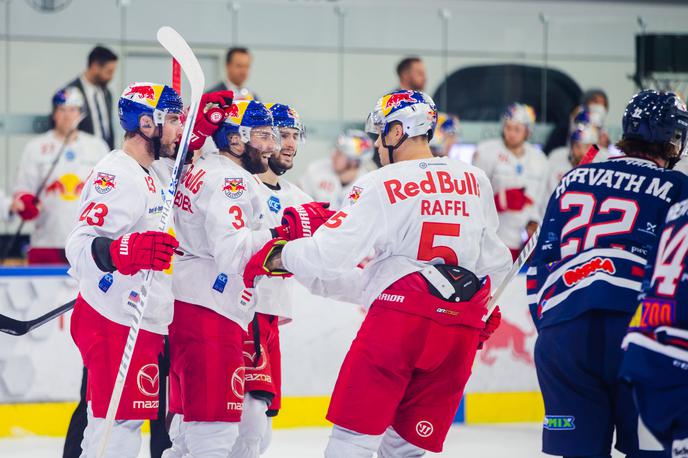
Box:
[527,156,688,330]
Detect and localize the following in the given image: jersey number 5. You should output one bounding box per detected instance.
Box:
[417,222,460,264]
[559,192,639,258]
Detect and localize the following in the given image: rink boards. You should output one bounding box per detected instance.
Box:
[0,267,542,437]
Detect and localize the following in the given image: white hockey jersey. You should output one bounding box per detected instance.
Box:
[0,190,10,222]
[253,177,312,323]
[298,158,367,210]
[282,157,513,309]
[65,150,172,334]
[172,153,272,330]
[14,130,108,248]
[473,139,548,250]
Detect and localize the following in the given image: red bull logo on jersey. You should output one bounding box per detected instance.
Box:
[383,171,481,205]
[223,177,246,199]
[93,172,116,194]
[562,257,616,287]
[45,173,84,201]
[348,186,363,204]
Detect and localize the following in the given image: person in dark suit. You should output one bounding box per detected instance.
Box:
[207,47,259,101]
[66,46,118,149]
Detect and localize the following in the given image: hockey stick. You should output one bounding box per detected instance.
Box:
[0,114,86,264]
[97,26,204,458]
[0,298,75,336]
[483,144,600,320]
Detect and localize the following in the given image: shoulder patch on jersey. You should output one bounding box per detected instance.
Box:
[223,177,246,199]
[268,195,281,213]
[93,172,116,194]
[348,186,363,203]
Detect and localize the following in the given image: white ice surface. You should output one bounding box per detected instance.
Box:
[0,423,625,457]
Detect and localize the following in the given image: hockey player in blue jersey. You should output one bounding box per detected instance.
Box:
[528,89,688,458]
[620,97,688,458]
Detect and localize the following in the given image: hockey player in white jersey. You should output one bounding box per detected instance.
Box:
[12,87,108,264]
[65,82,183,458]
[165,101,331,458]
[229,103,316,458]
[473,103,548,260]
[242,89,512,457]
[299,129,374,210]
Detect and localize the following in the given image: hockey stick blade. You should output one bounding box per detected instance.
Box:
[483,144,600,320]
[0,299,76,336]
[97,26,205,458]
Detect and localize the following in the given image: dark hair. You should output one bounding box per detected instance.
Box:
[88,46,118,67]
[581,88,609,109]
[226,47,250,64]
[396,57,422,78]
[616,138,676,163]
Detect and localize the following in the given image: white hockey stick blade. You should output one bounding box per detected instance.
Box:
[97,26,205,458]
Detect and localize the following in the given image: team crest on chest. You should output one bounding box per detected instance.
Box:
[223,178,246,199]
[93,172,116,194]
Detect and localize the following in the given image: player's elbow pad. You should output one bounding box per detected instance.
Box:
[91,237,116,272]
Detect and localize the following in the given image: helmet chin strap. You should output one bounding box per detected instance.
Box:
[381,131,408,165]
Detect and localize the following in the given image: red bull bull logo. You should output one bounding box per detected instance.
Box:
[45,173,84,201]
[223,177,246,199]
[384,92,416,110]
[228,103,240,120]
[93,172,116,194]
[480,313,535,366]
[562,257,616,287]
[125,85,156,101]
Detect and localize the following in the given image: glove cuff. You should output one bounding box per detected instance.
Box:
[91,237,116,272]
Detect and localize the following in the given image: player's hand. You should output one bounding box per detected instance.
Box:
[188,90,235,151]
[109,231,179,276]
[273,202,336,240]
[526,221,539,238]
[478,306,502,349]
[243,238,292,288]
[12,193,40,221]
[494,188,533,212]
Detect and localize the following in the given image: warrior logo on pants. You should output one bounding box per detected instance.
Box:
[416,421,434,438]
[137,364,159,397]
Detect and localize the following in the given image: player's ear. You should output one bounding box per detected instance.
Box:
[139,114,154,133]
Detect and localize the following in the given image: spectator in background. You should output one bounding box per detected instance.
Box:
[429,112,460,157]
[581,88,611,148]
[66,46,117,150]
[396,56,426,92]
[299,129,374,210]
[11,87,107,265]
[473,103,548,260]
[208,47,259,100]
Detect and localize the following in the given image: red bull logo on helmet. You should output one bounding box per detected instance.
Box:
[123,84,160,108]
[383,91,416,112]
[223,177,246,199]
[93,172,116,194]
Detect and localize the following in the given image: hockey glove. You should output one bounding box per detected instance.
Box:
[243,238,292,288]
[272,202,335,240]
[14,193,40,221]
[494,188,533,212]
[189,90,235,151]
[109,231,179,276]
[478,306,502,349]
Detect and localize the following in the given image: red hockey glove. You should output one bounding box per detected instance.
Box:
[494,188,533,212]
[273,202,336,240]
[109,231,179,276]
[15,193,40,221]
[478,306,502,349]
[243,238,292,288]
[189,90,235,151]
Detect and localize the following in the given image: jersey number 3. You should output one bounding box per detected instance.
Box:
[417,222,460,264]
[79,202,108,227]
